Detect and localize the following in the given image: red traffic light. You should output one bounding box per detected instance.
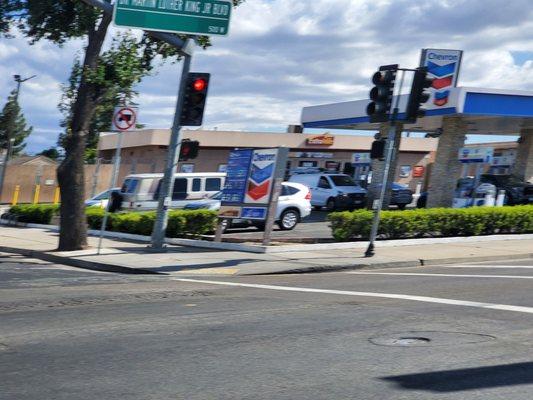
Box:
[192,78,207,92]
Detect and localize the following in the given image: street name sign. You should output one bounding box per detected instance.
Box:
[113,0,232,36]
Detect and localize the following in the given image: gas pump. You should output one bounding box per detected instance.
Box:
[453,147,494,208]
[352,153,371,188]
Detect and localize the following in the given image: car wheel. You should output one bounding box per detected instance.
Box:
[277,209,300,230]
[313,205,323,211]
[326,198,337,212]
[397,204,406,210]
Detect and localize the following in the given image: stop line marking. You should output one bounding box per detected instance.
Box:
[345,272,533,279]
[173,278,533,315]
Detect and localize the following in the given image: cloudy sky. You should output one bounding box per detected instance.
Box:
[1,0,533,154]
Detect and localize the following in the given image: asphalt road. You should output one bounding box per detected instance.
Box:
[1,253,533,399]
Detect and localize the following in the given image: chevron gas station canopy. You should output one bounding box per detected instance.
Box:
[301,86,533,135]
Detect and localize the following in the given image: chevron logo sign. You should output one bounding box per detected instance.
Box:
[245,149,279,204]
[421,49,463,107]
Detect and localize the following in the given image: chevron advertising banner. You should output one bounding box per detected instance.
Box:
[220,148,288,220]
[420,49,463,107]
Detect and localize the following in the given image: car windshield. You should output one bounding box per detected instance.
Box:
[330,175,356,187]
[210,191,223,200]
[121,179,139,194]
[93,190,111,200]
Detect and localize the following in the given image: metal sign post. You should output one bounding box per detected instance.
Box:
[97,104,138,254]
[97,130,124,255]
[150,41,194,249]
[262,148,289,246]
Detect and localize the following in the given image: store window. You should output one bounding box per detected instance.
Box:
[399,165,412,178]
[180,164,194,173]
[299,160,317,168]
[325,161,340,171]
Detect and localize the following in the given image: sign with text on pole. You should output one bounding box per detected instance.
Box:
[112,106,138,132]
[113,0,232,36]
[217,148,288,243]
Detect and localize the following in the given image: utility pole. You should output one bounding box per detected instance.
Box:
[0,74,36,202]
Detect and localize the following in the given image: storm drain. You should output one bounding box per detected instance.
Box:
[369,331,496,347]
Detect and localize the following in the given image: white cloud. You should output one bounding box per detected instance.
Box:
[1,0,532,153]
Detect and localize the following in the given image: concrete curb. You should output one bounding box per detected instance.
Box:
[0,245,162,275]
[0,244,531,276]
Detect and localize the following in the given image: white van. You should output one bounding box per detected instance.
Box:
[289,173,367,211]
[120,173,226,210]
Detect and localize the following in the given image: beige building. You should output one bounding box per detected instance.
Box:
[98,129,438,190]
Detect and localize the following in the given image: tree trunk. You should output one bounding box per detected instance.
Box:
[57,14,111,251]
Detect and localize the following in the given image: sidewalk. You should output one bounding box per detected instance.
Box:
[0,225,532,276]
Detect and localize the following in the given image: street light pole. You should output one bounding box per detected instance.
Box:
[0,74,36,202]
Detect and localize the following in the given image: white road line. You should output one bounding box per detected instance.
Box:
[173,278,533,315]
[443,265,533,269]
[345,272,533,279]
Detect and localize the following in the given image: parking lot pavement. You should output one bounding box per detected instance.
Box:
[222,210,332,241]
[3,256,533,399]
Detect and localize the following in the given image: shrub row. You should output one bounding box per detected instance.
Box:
[328,205,533,242]
[7,205,217,238]
[9,204,59,225]
[85,207,218,238]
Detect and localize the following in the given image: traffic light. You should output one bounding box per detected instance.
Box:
[370,139,386,160]
[405,67,434,123]
[366,65,398,123]
[180,73,210,126]
[179,139,200,161]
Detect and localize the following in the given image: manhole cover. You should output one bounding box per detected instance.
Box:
[369,331,496,347]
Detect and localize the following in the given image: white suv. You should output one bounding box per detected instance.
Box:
[183,182,312,231]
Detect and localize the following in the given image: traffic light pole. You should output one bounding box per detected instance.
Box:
[365,70,406,257]
[150,40,195,249]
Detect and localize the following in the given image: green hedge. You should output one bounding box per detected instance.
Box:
[9,204,59,225]
[85,207,217,238]
[9,205,217,238]
[328,205,533,242]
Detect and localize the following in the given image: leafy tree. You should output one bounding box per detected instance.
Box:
[1,0,243,250]
[59,34,147,163]
[0,89,32,156]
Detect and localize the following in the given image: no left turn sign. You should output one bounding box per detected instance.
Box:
[112,106,138,131]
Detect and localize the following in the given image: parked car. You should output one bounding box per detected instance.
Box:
[183,182,312,231]
[120,173,226,210]
[288,173,367,211]
[390,183,414,210]
[85,188,121,208]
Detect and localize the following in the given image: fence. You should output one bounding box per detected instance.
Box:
[0,161,157,204]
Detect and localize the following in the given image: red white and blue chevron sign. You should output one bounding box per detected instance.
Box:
[245,149,279,204]
[420,49,463,107]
